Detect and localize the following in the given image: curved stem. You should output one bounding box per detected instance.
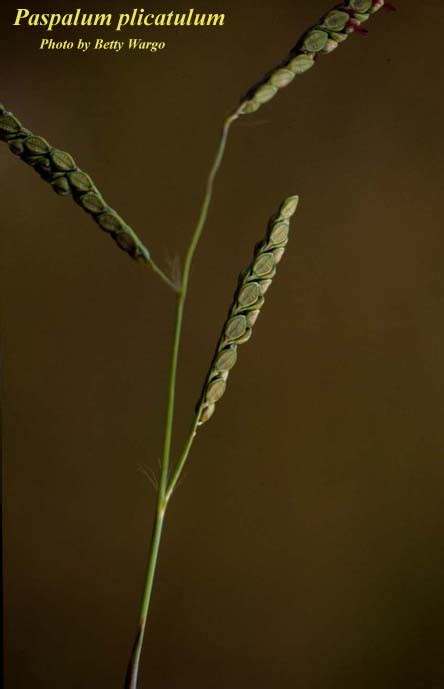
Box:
[124,108,240,689]
[180,110,240,298]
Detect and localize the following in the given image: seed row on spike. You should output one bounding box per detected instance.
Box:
[197,195,299,425]
[0,103,148,261]
[239,0,389,115]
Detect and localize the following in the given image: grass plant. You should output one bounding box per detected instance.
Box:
[0,2,394,686]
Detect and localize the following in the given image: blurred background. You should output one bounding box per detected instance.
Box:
[2,1,444,687]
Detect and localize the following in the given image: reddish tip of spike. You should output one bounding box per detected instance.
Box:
[348,20,369,35]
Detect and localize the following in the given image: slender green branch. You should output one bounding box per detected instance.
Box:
[159,107,241,495]
[179,109,241,298]
[165,413,200,502]
[147,259,178,293]
[124,107,240,688]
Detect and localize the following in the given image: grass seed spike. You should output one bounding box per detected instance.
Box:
[0,103,149,262]
[197,196,299,425]
[239,0,392,115]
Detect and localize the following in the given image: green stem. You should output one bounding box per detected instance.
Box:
[166,414,200,502]
[124,500,165,689]
[124,108,240,689]
[161,108,241,494]
[179,110,241,301]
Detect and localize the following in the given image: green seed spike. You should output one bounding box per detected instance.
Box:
[238,0,389,115]
[0,104,150,262]
[197,195,299,426]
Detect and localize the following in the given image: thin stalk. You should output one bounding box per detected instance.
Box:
[125,107,240,688]
[166,414,200,502]
[147,258,178,293]
[179,109,241,300]
[134,236,178,292]
[124,501,165,689]
[158,108,241,491]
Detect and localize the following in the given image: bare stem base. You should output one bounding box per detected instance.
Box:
[124,504,165,689]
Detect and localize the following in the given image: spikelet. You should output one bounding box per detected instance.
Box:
[197,195,299,425]
[0,104,149,261]
[239,0,389,115]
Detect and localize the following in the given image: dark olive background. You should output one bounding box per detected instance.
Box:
[2,1,444,687]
